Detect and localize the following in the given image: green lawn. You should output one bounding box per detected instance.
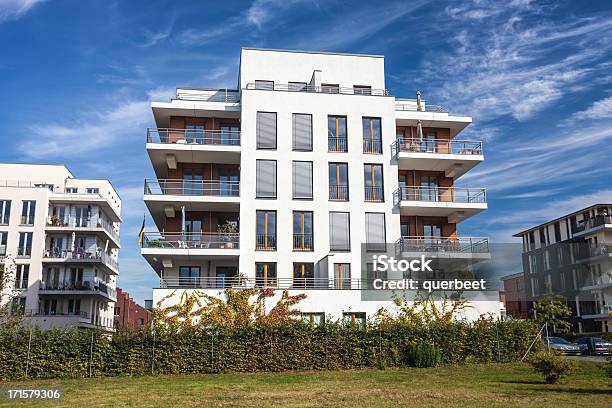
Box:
[1,361,610,407]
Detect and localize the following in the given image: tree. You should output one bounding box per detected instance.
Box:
[376,290,471,325]
[533,295,572,334]
[0,255,24,327]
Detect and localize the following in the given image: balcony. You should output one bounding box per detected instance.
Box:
[576,244,611,262]
[363,139,383,154]
[46,217,120,248]
[39,280,116,300]
[394,100,472,137]
[49,191,121,222]
[329,185,349,201]
[42,248,119,275]
[393,139,483,178]
[328,137,348,153]
[255,234,277,251]
[365,186,384,202]
[245,83,390,97]
[293,234,314,251]
[394,186,487,221]
[396,236,490,259]
[574,215,612,236]
[159,276,369,290]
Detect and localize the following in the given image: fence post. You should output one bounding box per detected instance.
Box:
[24,324,32,379]
[151,329,156,375]
[88,332,94,377]
[495,321,501,362]
[210,332,214,372]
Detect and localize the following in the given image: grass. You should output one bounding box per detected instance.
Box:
[0,361,610,407]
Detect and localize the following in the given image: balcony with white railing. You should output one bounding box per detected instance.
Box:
[396,236,490,259]
[245,82,390,96]
[45,217,120,247]
[393,138,484,178]
[159,276,370,290]
[39,279,117,301]
[42,248,119,275]
[394,186,487,221]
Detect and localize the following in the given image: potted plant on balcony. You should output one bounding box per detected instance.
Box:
[217,222,238,249]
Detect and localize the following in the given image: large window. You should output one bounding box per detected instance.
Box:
[21,201,36,225]
[343,312,366,327]
[293,262,315,288]
[334,263,351,289]
[293,211,313,251]
[362,117,382,154]
[302,312,325,326]
[328,115,347,152]
[292,113,312,151]
[292,161,313,199]
[183,167,203,196]
[329,163,348,201]
[0,231,7,256]
[329,212,350,251]
[17,232,33,257]
[365,213,386,252]
[179,266,200,287]
[256,210,276,250]
[364,164,384,201]
[185,123,205,144]
[256,160,277,198]
[0,200,10,225]
[255,262,277,287]
[14,264,29,289]
[256,111,277,149]
[420,176,439,201]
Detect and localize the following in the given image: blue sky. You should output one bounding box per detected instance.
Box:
[1,0,611,303]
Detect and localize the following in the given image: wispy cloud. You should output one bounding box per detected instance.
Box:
[566,96,612,123]
[0,0,46,23]
[501,188,566,199]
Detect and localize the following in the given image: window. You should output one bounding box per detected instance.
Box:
[0,231,6,256]
[292,161,313,199]
[293,262,315,288]
[328,115,347,152]
[329,163,349,200]
[302,312,325,326]
[256,210,276,250]
[17,232,33,257]
[353,85,372,95]
[293,211,313,251]
[539,228,546,245]
[364,164,384,201]
[86,188,100,194]
[179,266,200,287]
[334,263,351,289]
[255,80,274,90]
[220,124,240,145]
[68,299,81,315]
[256,160,277,198]
[185,123,205,144]
[14,264,29,289]
[0,200,10,225]
[554,222,561,243]
[329,212,350,251]
[256,111,277,149]
[255,262,277,287]
[292,113,313,151]
[66,187,78,194]
[321,83,339,94]
[363,117,382,154]
[11,297,26,315]
[289,82,307,92]
[420,176,439,201]
[367,262,387,289]
[114,307,120,316]
[365,213,386,251]
[343,312,366,327]
[21,201,36,225]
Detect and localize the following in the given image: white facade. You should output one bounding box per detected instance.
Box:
[0,164,121,331]
[142,48,498,323]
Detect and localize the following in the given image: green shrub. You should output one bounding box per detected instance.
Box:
[407,343,441,368]
[529,351,576,384]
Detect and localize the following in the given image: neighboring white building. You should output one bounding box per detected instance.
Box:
[0,163,121,331]
[142,48,498,323]
[514,204,612,333]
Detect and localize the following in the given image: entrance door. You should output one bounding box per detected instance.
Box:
[420,176,439,201]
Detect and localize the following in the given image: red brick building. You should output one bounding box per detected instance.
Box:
[114,288,152,332]
[501,273,528,319]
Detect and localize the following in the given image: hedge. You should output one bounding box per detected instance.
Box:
[0,320,538,381]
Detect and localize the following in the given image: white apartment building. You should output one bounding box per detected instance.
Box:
[142,48,498,323]
[0,164,121,331]
[514,204,612,332]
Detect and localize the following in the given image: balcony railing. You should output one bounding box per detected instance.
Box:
[293,234,314,251]
[365,186,384,202]
[39,280,116,298]
[47,217,119,241]
[32,310,90,319]
[394,186,486,204]
[255,234,277,250]
[396,236,490,254]
[142,232,239,250]
[575,215,612,233]
[175,88,240,103]
[160,276,370,290]
[245,83,389,96]
[363,139,383,154]
[395,101,447,112]
[393,139,483,156]
[328,137,348,152]
[329,185,349,201]
[147,128,240,146]
[43,248,118,271]
[144,179,240,197]
[576,244,610,261]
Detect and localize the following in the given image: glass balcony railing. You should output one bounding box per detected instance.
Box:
[147,128,240,146]
[144,179,240,197]
[396,236,490,254]
[246,83,389,96]
[142,232,239,250]
[394,186,486,205]
[393,139,483,156]
[46,216,119,241]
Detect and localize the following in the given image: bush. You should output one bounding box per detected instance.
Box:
[529,351,576,384]
[407,343,441,368]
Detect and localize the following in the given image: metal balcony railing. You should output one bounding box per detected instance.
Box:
[328,136,348,152]
[43,248,119,271]
[175,88,240,103]
[144,179,240,197]
[396,236,490,254]
[142,232,239,250]
[147,128,240,146]
[365,186,384,202]
[160,276,369,290]
[395,101,447,112]
[576,244,610,261]
[394,186,487,204]
[329,185,349,201]
[575,215,612,233]
[363,139,383,154]
[393,139,483,156]
[39,280,116,298]
[255,234,277,250]
[47,217,119,241]
[293,234,314,251]
[246,83,389,96]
